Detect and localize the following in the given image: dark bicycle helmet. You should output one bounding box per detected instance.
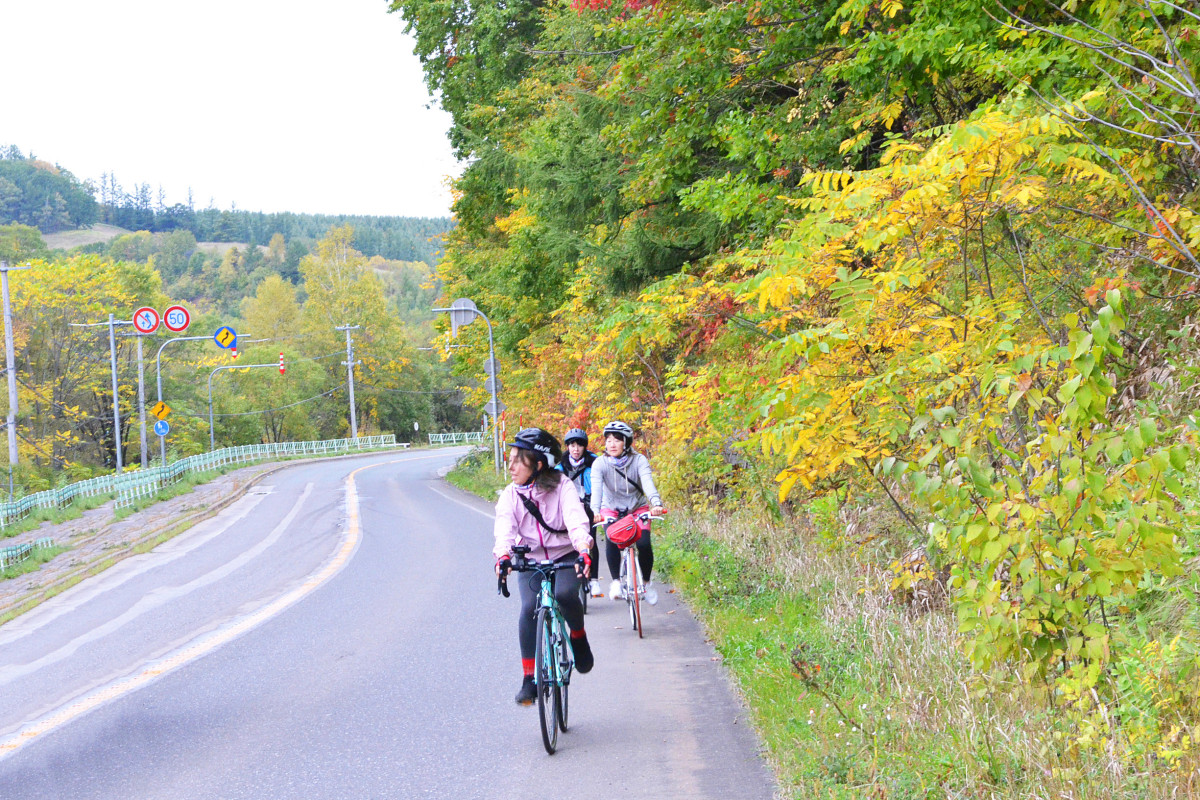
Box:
[507,427,562,470]
[602,420,634,445]
[563,428,588,447]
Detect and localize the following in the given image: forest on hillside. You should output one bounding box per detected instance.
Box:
[390,0,1199,792]
[0,146,451,264]
[0,213,476,487]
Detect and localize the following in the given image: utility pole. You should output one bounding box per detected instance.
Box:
[136,334,148,468]
[336,325,361,441]
[0,261,30,470]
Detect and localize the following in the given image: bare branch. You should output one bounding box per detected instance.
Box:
[523,44,634,58]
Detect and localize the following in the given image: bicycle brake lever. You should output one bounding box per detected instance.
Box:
[497,574,510,598]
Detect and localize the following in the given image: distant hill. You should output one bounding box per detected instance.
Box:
[42,223,131,250]
[3,145,453,266]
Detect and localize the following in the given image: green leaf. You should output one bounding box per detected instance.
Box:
[1057,375,1081,403]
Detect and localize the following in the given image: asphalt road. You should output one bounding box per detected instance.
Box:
[0,449,776,799]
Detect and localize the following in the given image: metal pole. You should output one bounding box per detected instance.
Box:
[336,325,360,441]
[0,261,21,467]
[478,311,501,475]
[136,334,147,469]
[432,305,502,474]
[108,314,122,473]
[156,333,254,464]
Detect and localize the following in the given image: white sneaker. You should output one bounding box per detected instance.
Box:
[589,580,602,598]
[609,579,623,600]
[644,581,659,605]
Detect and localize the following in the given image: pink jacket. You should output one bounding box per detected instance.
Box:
[493,472,594,562]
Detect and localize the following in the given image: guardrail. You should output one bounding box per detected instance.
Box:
[0,434,399,528]
[0,537,54,570]
[428,432,485,445]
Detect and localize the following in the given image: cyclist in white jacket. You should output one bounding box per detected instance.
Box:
[589,420,667,604]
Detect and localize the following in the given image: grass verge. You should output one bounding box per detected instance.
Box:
[654,508,1198,799]
[444,447,507,500]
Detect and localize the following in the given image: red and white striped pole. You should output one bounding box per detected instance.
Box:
[279,352,285,375]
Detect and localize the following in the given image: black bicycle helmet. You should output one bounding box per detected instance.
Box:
[564,428,588,447]
[507,427,562,469]
[602,420,634,445]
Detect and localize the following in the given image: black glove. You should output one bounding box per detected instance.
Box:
[575,552,592,579]
[497,556,512,597]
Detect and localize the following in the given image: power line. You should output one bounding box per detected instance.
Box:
[359,383,462,396]
[171,383,348,418]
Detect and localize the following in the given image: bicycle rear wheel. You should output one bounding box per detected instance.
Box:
[535,608,559,754]
[624,548,642,637]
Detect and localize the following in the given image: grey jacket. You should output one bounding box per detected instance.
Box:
[590,452,662,515]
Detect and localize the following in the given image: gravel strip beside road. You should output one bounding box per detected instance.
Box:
[0,463,284,621]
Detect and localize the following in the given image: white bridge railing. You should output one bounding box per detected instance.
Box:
[428,432,485,445]
[0,435,400,527]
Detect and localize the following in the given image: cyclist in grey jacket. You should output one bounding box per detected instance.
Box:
[589,420,667,604]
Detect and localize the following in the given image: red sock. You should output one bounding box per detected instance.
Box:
[570,629,587,640]
[521,658,535,676]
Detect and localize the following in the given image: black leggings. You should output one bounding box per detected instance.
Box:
[604,528,653,583]
[517,559,585,660]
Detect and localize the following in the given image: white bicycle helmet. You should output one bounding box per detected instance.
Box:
[602,420,634,445]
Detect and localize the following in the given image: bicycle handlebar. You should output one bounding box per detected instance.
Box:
[602,512,666,524]
[497,554,583,598]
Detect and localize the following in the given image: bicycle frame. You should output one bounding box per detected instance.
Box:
[612,512,663,639]
[503,551,578,753]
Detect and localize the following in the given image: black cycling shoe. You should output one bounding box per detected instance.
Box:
[515,675,536,705]
[573,635,594,674]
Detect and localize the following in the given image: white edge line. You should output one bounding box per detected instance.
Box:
[0,458,403,761]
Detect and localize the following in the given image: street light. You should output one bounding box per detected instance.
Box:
[433,299,502,474]
[207,358,280,450]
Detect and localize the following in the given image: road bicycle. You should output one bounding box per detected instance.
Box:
[499,545,580,754]
[609,512,663,639]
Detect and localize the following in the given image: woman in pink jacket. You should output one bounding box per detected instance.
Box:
[494,428,595,705]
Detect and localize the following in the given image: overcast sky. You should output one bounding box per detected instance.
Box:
[1,0,460,218]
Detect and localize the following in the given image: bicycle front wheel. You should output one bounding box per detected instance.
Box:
[625,548,642,637]
[556,622,571,732]
[535,607,559,754]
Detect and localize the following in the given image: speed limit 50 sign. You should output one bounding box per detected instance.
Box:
[163,304,191,333]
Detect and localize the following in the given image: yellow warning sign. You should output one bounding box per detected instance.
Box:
[150,401,171,420]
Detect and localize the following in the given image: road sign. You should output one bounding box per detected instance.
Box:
[154,419,170,436]
[485,376,502,395]
[133,307,160,334]
[484,399,507,417]
[449,298,477,336]
[163,305,191,333]
[484,357,501,376]
[214,326,237,349]
[150,401,171,420]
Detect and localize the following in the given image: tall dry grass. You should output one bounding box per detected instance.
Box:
[665,504,1200,799]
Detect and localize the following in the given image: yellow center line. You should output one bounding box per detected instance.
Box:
[0,453,443,761]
